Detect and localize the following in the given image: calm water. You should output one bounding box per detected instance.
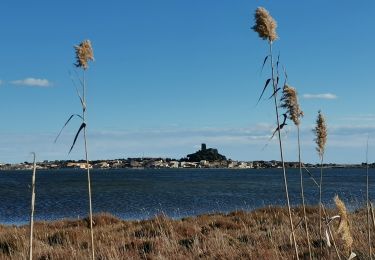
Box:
[0,168,373,225]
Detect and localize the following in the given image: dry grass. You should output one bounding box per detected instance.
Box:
[0,207,372,259]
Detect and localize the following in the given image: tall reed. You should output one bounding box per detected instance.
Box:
[314,110,327,252]
[366,136,372,258]
[55,40,95,259]
[29,152,36,260]
[280,84,311,259]
[252,7,299,259]
[74,39,95,260]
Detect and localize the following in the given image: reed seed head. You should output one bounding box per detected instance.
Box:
[74,40,94,70]
[334,195,353,254]
[252,7,278,42]
[280,84,303,126]
[314,110,327,158]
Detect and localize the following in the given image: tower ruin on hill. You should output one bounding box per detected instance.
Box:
[187,143,226,162]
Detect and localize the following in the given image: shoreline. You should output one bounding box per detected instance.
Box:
[0,202,362,228]
[0,165,371,171]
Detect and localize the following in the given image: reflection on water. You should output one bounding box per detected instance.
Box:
[0,168,372,225]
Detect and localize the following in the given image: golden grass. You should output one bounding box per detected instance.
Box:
[252,7,278,42]
[0,207,371,259]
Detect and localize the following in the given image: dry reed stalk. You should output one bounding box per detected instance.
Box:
[280,85,311,259]
[252,7,299,259]
[321,204,341,260]
[334,195,354,258]
[29,153,36,260]
[83,72,94,260]
[366,136,372,259]
[75,40,95,260]
[314,110,327,253]
[371,203,375,235]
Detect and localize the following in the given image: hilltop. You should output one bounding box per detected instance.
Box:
[186,143,226,162]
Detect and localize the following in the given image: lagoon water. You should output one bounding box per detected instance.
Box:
[0,168,373,225]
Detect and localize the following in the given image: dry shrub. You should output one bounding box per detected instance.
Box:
[174,221,200,237]
[208,217,242,230]
[86,213,121,228]
[133,225,161,239]
[0,231,26,257]
[34,218,85,230]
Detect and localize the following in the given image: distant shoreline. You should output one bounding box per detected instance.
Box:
[0,165,371,171]
[1,158,373,171]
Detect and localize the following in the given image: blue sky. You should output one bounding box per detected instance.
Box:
[0,1,374,163]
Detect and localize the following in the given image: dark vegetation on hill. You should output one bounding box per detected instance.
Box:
[187,143,227,162]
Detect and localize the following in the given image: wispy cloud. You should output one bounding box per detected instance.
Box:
[302,93,337,100]
[0,80,3,86]
[339,114,375,122]
[11,77,52,87]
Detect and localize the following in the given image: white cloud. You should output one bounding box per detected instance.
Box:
[11,77,52,87]
[0,80,3,86]
[302,93,337,100]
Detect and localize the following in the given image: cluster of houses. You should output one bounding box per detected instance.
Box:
[1,158,371,171]
[62,158,251,169]
[1,143,374,170]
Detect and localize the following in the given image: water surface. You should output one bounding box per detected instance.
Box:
[0,168,372,225]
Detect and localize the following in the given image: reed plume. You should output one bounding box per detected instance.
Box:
[334,195,353,256]
[280,84,303,126]
[74,40,94,70]
[314,111,327,159]
[252,7,299,259]
[280,85,311,258]
[314,110,327,253]
[252,7,278,42]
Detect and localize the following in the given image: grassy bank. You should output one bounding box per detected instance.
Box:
[0,206,371,259]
